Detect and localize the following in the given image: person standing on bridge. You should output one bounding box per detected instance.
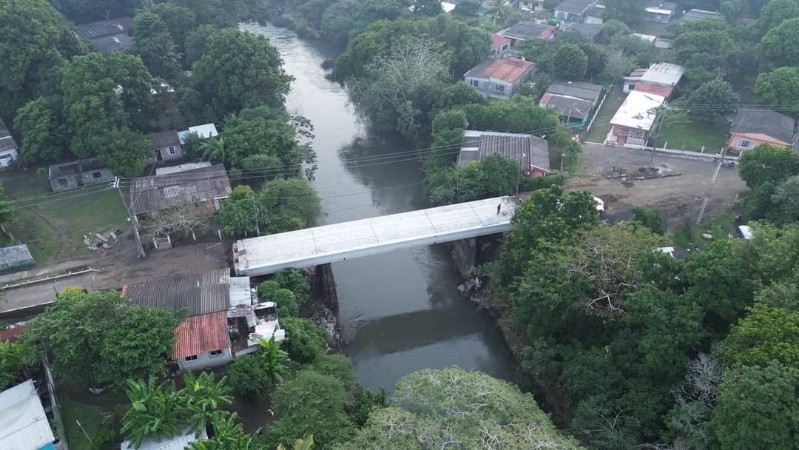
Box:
[497,203,501,215]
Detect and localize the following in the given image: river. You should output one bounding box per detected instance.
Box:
[241,23,515,391]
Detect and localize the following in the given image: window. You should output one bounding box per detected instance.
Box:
[739,139,752,149]
[495,84,505,93]
[470,80,479,88]
[628,84,636,91]
[184,355,198,361]
[58,178,69,187]
[92,171,102,178]
[210,349,223,356]
[628,130,645,139]
[168,146,177,155]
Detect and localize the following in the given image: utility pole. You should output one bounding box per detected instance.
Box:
[252,197,260,236]
[115,177,146,259]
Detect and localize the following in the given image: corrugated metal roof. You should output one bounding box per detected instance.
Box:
[149,130,181,148]
[125,270,231,316]
[0,380,55,450]
[459,130,550,170]
[545,81,603,103]
[464,58,535,84]
[501,21,555,40]
[173,311,230,359]
[0,244,34,271]
[130,164,232,215]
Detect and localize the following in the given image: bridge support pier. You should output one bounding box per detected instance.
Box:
[312,263,339,310]
[451,238,477,279]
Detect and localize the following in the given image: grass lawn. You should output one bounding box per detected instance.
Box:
[670,211,736,249]
[34,188,128,256]
[584,84,626,143]
[57,386,128,450]
[652,112,729,152]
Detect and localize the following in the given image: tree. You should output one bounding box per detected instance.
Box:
[738,144,799,188]
[0,183,15,227]
[709,363,799,449]
[98,307,181,384]
[686,79,739,119]
[320,0,362,46]
[13,96,66,164]
[719,303,799,369]
[51,0,141,23]
[754,66,799,117]
[193,28,293,118]
[340,367,582,449]
[553,44,588,80]
[482,154,521,196]
[349,37,451,139]
[220,106,316,173]
[771,175,799,224]
[190,412,256,450]
[410,0,442,17]
[121,378,189,449]
[122,372,233,448]
[280,318,327,364]
[20,290,180,387]
[273,269,311,301]
[259,178,322,234]
[277,436,315,450]
[453,0,480,16]
[603,0,645,25]
[228,355,274,401]
[94,127,151,176]
[0,0,79,120]
[200,136,228,163]
[132,12,181,80]
[0,341,35,390]
[150,2,197,51]
[632,206,666,235]
[757,17,799,68]
[265,370,356,448]
[756,0,799,37]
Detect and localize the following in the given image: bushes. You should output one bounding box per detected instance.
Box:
[281,318,327,364]
[227,356,273,401]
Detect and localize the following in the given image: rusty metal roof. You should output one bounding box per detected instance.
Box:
[464,58,534,84]
[130,164,231,215]
[172,311,230,359]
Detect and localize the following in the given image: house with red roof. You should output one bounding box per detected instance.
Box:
[490,33,511,58]
[464,57,535,100]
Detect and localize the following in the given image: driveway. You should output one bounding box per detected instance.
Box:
[569,143,746,227]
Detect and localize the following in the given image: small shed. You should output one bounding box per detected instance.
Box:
[0,119,19,168]
[48,158,114,192]
[0,244,35,272]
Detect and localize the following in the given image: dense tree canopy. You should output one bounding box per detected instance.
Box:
[738,144,799,188]
[758,17,799,68]
[754,66,799,117]
[686,79,739,119]
[21,290,181,387]
[194,28,293,119]
[0,0,79,121]
[338,367,582,449]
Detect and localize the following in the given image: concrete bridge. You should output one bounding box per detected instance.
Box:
[232,196,518,276]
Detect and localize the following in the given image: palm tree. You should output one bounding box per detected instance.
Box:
[121,378,191,449]
[183,372,233,434]
[200,136,228,164]
[277,436,315,450]
[485,0,512,25]
[259,338,289,386]
[189,412,255,450]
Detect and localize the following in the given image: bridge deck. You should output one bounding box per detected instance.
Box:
[233,196,517,276]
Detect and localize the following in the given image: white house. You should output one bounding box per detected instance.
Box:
[0,380,57,450]
[606,91,666,148]
[178,123,219,144]
[0,120,19,168]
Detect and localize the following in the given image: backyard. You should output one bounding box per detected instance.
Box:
[651,111,729,152]
[584,84,626,143]
[1,170,128,264]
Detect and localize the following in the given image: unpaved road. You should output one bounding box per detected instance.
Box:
[569,144,746,227]
[1,235,230,315]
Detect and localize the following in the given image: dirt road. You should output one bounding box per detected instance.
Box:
[1,238,230,314]
[569,144,746,227]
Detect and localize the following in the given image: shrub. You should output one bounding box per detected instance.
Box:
[281,318,327,364]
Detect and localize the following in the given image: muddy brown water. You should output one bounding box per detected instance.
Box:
[241,23,515,391]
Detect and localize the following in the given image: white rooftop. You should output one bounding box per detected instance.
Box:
[641,62,684,86]
[178,123,218,144]
[234,196,519,276]
[155,162,212,176]
[610,90,665,131]
[229,276,253,307]
[0,380,55,450]
[632,33,657,43]
[121,429,207,450]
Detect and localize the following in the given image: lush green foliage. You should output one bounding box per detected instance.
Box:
[228,339,289,401]
[280,318,328,364]
[719,304,799,369]
[632,206,666,235]
[738,144,799,188]
[754,66,799,117]
[553,44,588,81]
[709,363,799,449]
[121,372,232,448]
[0,341,35,390]
[20,290,180,387]
[193,28,293,120]
[265,370,356,448]
[338,367,582,449]
[758,17,799,68]
[218,180,321,238]
[686,79,739,119]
